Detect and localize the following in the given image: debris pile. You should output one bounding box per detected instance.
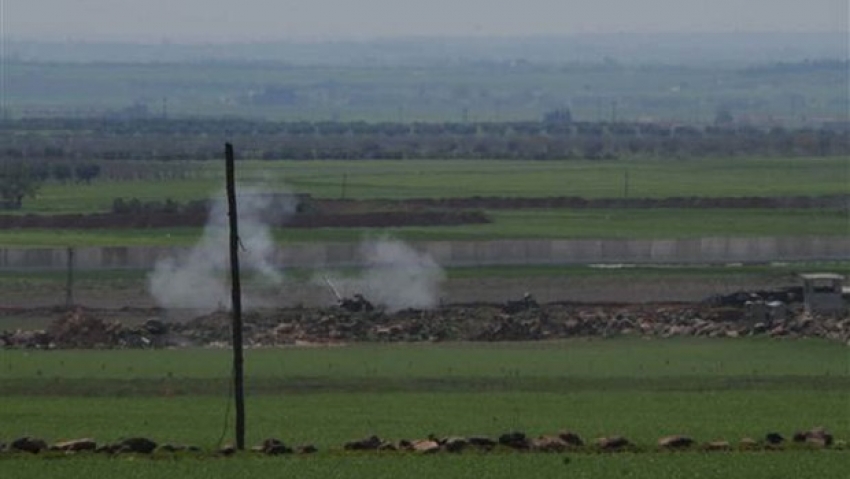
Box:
[1,302,848,350]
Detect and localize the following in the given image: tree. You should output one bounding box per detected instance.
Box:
[75,163,101,184]
[52,163,73,183]
[0,162,42,210]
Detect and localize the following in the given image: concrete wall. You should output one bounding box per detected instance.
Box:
[1,236,848,272]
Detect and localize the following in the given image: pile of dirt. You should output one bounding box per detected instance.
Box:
[1,308,179,349]
[2,302,847,349]
[45,308,123,348]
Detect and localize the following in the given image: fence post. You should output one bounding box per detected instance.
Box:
[65,247,75,307]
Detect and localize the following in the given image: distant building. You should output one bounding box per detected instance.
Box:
[799,273,846,315]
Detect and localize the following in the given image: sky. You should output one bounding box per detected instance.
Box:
[2,0,847,43]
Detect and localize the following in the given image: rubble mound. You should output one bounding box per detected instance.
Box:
[46,309,122,348]
[1,302,848,350]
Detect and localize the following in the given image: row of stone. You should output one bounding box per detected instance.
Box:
[2,427,835,456]
[341,427,836,454]
[0,436,316,456]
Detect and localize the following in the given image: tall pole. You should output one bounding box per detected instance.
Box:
[225,143,245,450]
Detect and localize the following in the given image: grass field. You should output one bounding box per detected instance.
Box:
[0,339,847,478]
[3,451,846,479]
[21,157,850,214]
[5,156,846,246]
[2,208,848,247]
[1,154,848,477]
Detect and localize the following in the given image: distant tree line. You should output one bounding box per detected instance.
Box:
[0,160,102,209]
[0,118,847,165]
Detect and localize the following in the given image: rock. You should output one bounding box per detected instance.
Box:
[764,432,784,445]
[558,431,584,447]
[752,323,768,334]
[160,444,201,453]
[595,436,630,451]
[396,439,414,451]
[803,427,833,447]
[498,431,529,450]
[344,435,382,451]
[95,444,119,454]
[704,441,731,451]
[467,436,497,448]
[658,435,694,449]
[769,326,788,337]
[52,438,97,452]
[218,444,236,456]
[11,437,48,454]
[297,444,318,454]
[532,435,567,453]
[739,438,758,449]
[377,441,397,451]
[143,319,168,335]
[116,437,157,454]
[260,438,292,455]
[412,440,440,454]
[443,437,468,453]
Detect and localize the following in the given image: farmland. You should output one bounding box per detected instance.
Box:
[0,339,847,478]
[1,122,848,479]
[1,156,848,247]
[15,157,850,213]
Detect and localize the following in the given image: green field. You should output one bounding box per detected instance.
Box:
[0,339,847,478]
[4,156,848,246]
[2,452,845,479]
[24,157,850,214]
[2,208,848,247]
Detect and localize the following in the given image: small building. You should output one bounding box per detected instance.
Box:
[800,273,846,314]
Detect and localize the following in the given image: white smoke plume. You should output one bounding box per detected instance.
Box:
[148,187,294,312]
[320,237,445,312]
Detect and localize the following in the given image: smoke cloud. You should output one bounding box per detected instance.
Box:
[148,187,295,312]
[320,237,445,312]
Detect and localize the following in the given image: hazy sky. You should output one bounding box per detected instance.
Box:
[2,0,847,42]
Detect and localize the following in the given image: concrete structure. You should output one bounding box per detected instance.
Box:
[0,236,848,272]
[800,273,846,314]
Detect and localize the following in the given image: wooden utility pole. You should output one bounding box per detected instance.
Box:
[225,143,246,450]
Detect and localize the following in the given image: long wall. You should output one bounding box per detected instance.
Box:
[1,236,848,271]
